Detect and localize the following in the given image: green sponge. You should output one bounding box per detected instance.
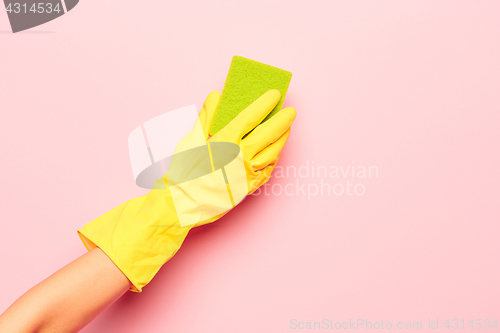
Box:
[209,56,292,136]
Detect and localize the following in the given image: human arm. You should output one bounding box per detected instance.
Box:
[0,89,296,332]
[0,248,131,333]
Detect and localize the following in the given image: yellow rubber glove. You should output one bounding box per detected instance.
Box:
[78,89,296,292]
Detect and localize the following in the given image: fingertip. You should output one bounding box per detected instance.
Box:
[278,107,297,128]
[264,89,281,102]
[282,107,297,120]
[206,90,221,103]
[208,90,221,98]
[203,91,221,111]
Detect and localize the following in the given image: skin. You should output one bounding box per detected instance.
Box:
[0,248,131,333]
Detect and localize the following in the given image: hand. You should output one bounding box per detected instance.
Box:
[78,90,296,292]
[167,89,296,228]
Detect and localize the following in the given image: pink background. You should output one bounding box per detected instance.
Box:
[1,1,499,332]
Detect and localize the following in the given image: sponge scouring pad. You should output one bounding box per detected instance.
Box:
[209,56,292,136]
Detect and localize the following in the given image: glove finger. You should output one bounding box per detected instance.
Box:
[242,107,296,158]
[198,91,221,140]
[214,89,281,143]
[248,163,277,194]
[250,129,291,170]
